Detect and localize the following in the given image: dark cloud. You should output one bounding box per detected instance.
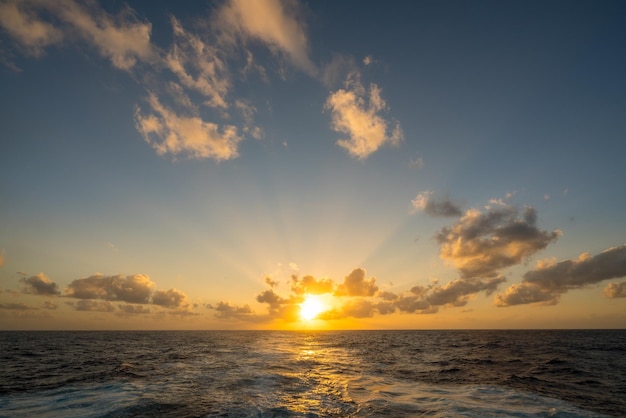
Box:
[604,281,626,298]
[42,301,57,310]
[256,289,302,321]
[436,206,560,279]
[291,274,334,295]
[334,268,378,297]
[20,273,60,295]
[0,302,36,310]
[265,276,279,288]
[427,276,505,307]
[118,304,151,314]
[151,288,188,308]
[496,244,626,306]
[70,300,116,312]
[412,191,463,217]
[208,301,261,322]
[65,274,154,303]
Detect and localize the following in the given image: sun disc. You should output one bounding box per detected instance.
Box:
[300,295,325,321]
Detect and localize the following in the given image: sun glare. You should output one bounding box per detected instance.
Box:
[300,295,326,321]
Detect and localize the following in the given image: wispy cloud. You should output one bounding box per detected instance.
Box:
[0,0,154,69]
[0,0,62,57]
[167,17,230,109]
[326,72,403,159]
[496,244,626,306]
[215,0,316,76]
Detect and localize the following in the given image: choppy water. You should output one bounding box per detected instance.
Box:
[1,330,624,417]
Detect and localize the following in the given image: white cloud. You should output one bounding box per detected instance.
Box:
[135,93,243,161]
[326,72,403,159]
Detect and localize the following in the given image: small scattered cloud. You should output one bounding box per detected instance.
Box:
[264,276,279,288]
[544,194,550,201]
[604,281,626,298]
[411,191,463,217]
[409,154,424,170]
[325,72,403,159]
[20,273,60,296]
[363,55,374,66]
[496,244,626,306]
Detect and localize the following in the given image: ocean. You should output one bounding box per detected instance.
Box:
[0,330,624,417]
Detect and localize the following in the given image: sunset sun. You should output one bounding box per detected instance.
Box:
[299,295,326,321]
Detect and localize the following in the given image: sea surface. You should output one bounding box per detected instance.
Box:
[0,330,624,417]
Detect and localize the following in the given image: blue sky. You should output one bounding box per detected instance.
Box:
[1,0,625,329]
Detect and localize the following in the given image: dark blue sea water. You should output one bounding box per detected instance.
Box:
[1,330,624,417]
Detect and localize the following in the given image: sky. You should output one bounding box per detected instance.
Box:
[1,0,625,330]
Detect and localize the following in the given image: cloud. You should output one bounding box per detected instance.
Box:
[411,191,463,217]
[20,273,60,296]
[436,205,561,279]
[42,301,57,310]
[0,0,154,70]
[65,273,154,303]
[134,93,243,161]
[151,288,189,309]
[0,0,63,56]
[216,0,316,75]
[409,154,424,170]
[291,274,334,295]
[325,72,403,159]
[118,304,151,314]
[334,268,378,297]
[167,17,229,109]
[0,302,36,310]
[208,301,261,322]
[70,300,116,312]
[496,244,626,306]
[265,276,279,288]
[604,281,626,298]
